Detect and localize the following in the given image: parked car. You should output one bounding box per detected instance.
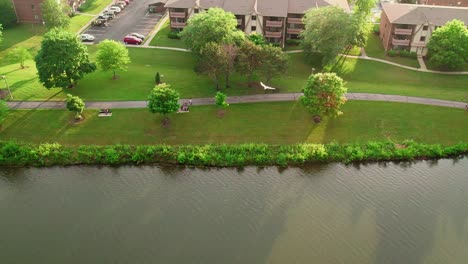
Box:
[116,1,127,7]
[129,33,145,40]
[93,18,108,27]
[109,6,122,13]
[113,3,125,9]
[103,9,116,15]
[80,34,95,42]
[123,36,142,45]
[123,0,129,4]
[98,14,113,20]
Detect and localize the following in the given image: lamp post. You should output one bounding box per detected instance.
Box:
[0,76,13,99]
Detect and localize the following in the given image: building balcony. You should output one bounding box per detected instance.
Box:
[287,17,303,24]
[266,20,283,27]
[287,28,302,34]
[392,38,410,46]
[170,12,186,18]
[394,28,412,35]
[265,31,282,38]
[171,22,186,28]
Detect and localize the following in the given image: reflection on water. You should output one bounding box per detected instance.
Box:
[0,158,467,264]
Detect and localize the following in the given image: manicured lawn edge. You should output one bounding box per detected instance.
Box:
[1,141,466,167]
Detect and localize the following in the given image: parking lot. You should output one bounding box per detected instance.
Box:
[83,0,164,44]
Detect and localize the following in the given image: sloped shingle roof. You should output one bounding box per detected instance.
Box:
[382,3,468,26]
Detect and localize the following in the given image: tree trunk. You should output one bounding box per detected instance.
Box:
[113,70,116,79]
[225,72,230,88]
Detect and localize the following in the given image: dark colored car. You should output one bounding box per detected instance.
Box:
[123,36,142,45]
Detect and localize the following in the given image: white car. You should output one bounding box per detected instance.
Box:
[109,6,121,13]
[80,34,95,42]
[129,33,145,40]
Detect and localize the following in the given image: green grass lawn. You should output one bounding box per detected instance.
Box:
[2,47,467,101]
[77,0,113,14]
[68,14,94,34]
[339,58,468,101]
[149,20,188,49]
[365,32,420,68]
[0,24,45,62]
[1,101,467,146]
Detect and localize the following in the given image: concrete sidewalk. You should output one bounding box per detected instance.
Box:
[7,93,466,110]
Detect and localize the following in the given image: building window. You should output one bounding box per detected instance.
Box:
[420,36,426,42]
[251,26,256,31]
[194,8,199,13]
[31,4,35,10]
[423,25,428,30]
[252,16,256,20]
[34,15,39,20]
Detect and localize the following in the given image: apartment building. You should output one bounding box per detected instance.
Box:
[11,0,44,23]
[418,0,468,7]
[164,0,349,47]
[379,3,468,56]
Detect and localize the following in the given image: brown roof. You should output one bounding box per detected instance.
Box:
[382,3,468,26]
[165,0,197,8]
[257,0,289,17]
[223,0,256,15]
[199,0,225,9]
[288,0,350,14]
[418,0,468,7]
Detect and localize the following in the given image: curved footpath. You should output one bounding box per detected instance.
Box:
[7,93,467,110]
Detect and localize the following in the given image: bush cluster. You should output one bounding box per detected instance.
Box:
[387,49,417,58]
[167,31,181,40]
[0,141,466,167]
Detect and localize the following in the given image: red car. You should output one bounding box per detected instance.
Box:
[123,36,142,45]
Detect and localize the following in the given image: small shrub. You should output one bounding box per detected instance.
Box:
[387,49,398,57]
[373,24,380,35]
[167,31,181,39]
[285,39,301,46]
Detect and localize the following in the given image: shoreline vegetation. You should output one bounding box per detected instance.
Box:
[1,141,467,167]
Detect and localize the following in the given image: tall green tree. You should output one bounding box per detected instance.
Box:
[96,40,131,79]
[0,0,17,28]
[247,33,266,46]
[259,45,288,84]
[41,0,70,30]
[300,73,347,123]
[0,99,8,128]
[301,6,352,67]
[427,19,468,70]
[236,40,264,86]
[35,28,96,89]
[66,94,85,120]
[7,47,32,69]
[148,83,180,124]
[199,42,227,90]
[180,7,245,56]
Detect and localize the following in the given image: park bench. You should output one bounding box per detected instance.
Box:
[98,109,112,117]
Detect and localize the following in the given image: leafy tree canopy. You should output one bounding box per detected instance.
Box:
[66,94,85,119]
[247,33,266,46]
[427,19,468,70]
[259,44,288,84]
[148,83,180,116]
[236,40,264,84]
[41,0,70,30]
[35,28,96,89]
[180,7,245,55]
[300,73,347,120]
[7,47,32,69]
[96,39,131,79]
[0,0,17,28]
[301,6,352,66]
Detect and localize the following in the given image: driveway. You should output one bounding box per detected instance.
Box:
[83,0,164,43]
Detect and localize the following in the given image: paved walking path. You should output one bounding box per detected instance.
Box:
[7,93,466,110]
[417,55,428,71]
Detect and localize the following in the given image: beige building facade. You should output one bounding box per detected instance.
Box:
[379,3,468,56]
[164,0,349,47]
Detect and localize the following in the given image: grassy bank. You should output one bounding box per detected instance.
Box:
[1,101,467,145]
[365,32,420,68]
[0,140,466,167]
[149,20,188,49]
[2,47,467,101]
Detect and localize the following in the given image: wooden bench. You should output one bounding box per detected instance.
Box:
[98,109,112,117]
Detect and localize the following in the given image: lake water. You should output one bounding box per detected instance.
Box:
[1,158,467,264]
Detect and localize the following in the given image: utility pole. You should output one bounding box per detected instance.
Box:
[1,76,13,99]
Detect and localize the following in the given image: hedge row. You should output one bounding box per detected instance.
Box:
[0,141,466,167]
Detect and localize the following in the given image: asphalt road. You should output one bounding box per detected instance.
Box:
[83,0,164,43]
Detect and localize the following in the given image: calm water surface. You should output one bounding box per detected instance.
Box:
[0,158,467,264]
